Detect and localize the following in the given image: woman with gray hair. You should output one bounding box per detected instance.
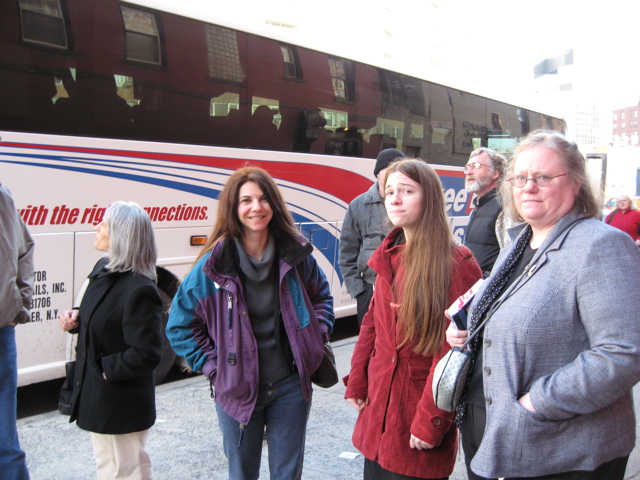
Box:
[447,130,640,479]
[605,195,640,246]
[59,201,162,480]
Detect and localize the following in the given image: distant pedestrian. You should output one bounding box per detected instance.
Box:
[345,160,482,479]
[0,183,34,480]
[463,147,511,277]
[59,201,162,480]
[605,195,640,246]
[166,167,334,480]
[339,148,406,325]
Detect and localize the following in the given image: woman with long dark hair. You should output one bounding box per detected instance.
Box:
[167,166,334,479]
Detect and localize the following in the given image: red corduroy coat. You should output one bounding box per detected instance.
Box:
[344,228,482,478]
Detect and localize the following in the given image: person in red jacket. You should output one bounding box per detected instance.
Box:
[605,195,640,246]
[344,159,482,480]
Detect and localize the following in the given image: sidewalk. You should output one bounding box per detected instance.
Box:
[18,338,384,479]
[17,337,640,479]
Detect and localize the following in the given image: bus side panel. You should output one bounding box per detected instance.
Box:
[298,221,355,319]
[438,169,472,243]
[331,221,357,318]
[16,233,75,387]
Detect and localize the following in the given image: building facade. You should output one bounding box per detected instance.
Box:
[613,105,640,147]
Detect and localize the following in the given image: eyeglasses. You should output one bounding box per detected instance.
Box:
[463,162,491,173]
[506,173,568,188]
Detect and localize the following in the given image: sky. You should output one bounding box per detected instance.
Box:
[136,0,640,112]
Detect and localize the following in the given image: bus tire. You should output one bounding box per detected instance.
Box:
[154,289,176,385]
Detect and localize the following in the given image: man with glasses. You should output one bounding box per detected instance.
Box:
[463,147,508,277]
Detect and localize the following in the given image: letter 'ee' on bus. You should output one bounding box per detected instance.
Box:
[0,0,565,386]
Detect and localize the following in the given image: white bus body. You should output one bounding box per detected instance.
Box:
[0,0,564,386]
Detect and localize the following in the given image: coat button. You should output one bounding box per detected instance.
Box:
[484,338,492,347]
[483,366,491,375]
[433,418,442,426]
[485,396,492,406]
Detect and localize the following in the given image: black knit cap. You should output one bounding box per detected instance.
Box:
[374,148,406,176]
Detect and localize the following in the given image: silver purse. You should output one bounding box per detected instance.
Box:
[432,346,472,412]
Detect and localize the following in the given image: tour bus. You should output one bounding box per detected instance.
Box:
[0,0,565,386]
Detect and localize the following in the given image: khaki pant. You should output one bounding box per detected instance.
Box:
[90,430,152,480]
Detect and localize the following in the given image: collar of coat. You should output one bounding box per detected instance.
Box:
[506,209,588,261]
[363,181,384,204]
[367,227,405,282]
[88,256,117,280]
[207,233,313,278]
[472,187,498,208]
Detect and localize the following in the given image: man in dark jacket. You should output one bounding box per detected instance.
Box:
[463,148,508,277]
[0,183,34,480]
[338,148,406,325]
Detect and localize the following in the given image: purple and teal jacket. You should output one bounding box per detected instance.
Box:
[167,234,334,425]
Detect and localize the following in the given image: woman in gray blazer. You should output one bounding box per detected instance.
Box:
[447,130,640,480]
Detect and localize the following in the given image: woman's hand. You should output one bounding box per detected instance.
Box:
[518,393,537,413]
[59,309,79,332]
[409,434,434,450]
[445,320,468,349]
[346,398,365,412]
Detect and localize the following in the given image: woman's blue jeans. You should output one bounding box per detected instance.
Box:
[216,373,311,480]
[0,325,30,480]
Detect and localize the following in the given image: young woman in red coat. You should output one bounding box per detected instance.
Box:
[345,159,482,479]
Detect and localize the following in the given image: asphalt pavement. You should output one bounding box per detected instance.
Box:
[16,337,640,479]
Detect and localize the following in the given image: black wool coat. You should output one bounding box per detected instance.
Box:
[69,257,162,434]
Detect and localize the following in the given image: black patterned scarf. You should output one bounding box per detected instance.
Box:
[454,224,533,427]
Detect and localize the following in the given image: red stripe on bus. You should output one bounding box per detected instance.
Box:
[3,142,373,203]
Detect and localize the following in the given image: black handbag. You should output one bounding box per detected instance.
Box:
[310,342,339,388]
[58,360,76,415]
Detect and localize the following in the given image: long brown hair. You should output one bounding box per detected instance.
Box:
[385,160,453,356]
[193,166,299,265]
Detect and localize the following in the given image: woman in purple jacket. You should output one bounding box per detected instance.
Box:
[167,166,334,480]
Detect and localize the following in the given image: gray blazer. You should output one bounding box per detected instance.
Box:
[469,210,640,478]
[338,182,392,297]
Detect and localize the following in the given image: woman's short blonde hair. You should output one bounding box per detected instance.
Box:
[500,130,601,223]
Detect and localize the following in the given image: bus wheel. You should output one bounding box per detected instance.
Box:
[154,289,176,385]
